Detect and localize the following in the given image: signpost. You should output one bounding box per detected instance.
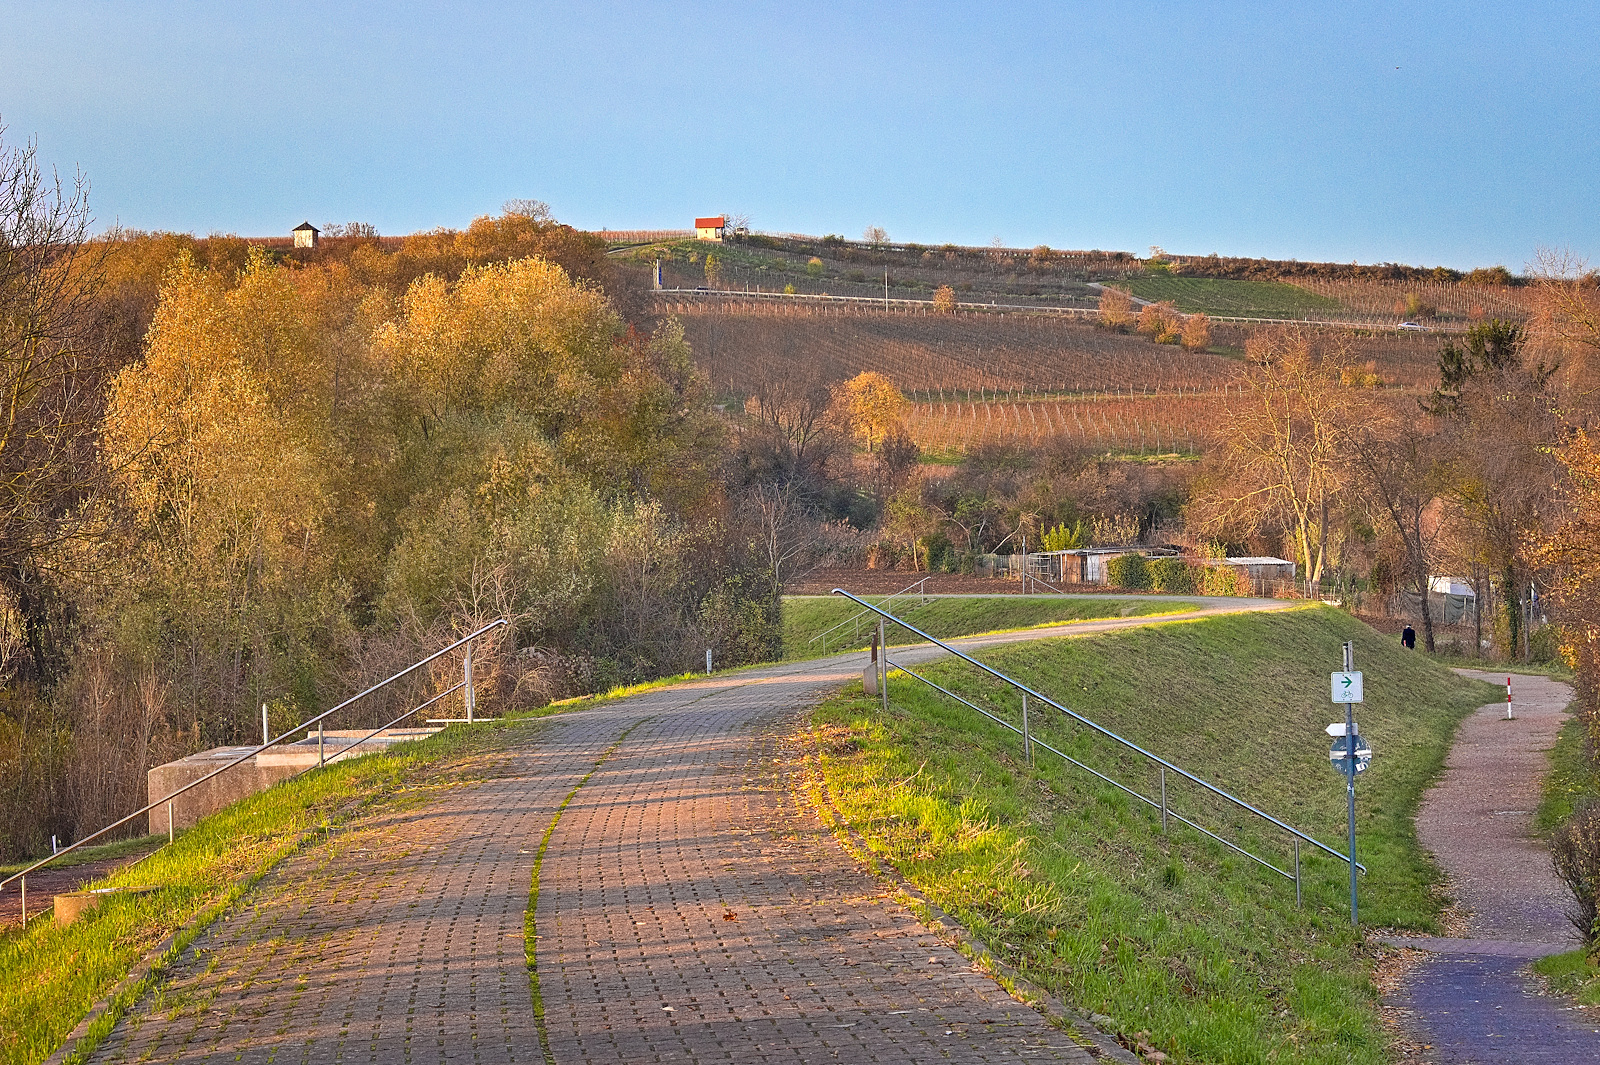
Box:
[1328,641,1370,925]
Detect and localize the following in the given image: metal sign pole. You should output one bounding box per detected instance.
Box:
[1344,640,1357,926]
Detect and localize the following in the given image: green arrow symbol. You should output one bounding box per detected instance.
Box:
[1341,675,1353,688]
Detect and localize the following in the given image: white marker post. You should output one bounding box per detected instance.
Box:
[1506,675,1514,720]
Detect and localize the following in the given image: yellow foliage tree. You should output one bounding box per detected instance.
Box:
[834,371,908,452]
[1180,312,1211,350]
[1098,287,1132,328]
[933,285,956,314]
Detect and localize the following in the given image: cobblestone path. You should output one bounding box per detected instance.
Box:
[80,640,1127,1064]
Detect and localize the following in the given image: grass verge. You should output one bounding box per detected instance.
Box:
[1531,704,1600,1004]
[783,594,1187,660]
[810,605,1498,1064]
[0,716,545,1065]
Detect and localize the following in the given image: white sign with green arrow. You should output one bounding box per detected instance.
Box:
[1331,671,1363,703]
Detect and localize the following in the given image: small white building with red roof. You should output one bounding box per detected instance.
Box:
[694,216,726,241]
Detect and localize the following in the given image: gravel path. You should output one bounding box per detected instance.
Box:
[1387,669,1599,1063]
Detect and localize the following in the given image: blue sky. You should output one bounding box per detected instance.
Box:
[2,1,1594,269]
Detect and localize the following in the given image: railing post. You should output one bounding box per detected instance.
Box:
[19,875,24,927]
[1294,839,1302,908]
[1022,693,1032,766]
[464,640,475,724]
[1160,768,1168,834]
[262,703,269,746]
[168,800,175,843]
[318,720,325,767]
[878,617,888,712]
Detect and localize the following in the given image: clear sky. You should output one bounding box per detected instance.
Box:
[2,2,1594,270]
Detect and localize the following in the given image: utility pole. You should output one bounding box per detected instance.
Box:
[884,268,889,310]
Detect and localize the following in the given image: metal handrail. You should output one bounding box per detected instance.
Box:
[2,619,508,916]
[835,589,1362,874]
[809,576,932,652]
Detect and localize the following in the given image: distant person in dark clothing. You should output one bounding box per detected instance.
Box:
[1401,625,1416,649]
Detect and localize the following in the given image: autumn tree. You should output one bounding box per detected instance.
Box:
[1191,329,1366,596]
[0,127,116,680]
[1347,416,1451,651]
[1097,287,1132,329]
[1423,318,1562,655]
[833,371,908,452]
[1528,249,1600,394]
[933,285,956,314]
[1136,300,1181,342]
[1180,312,1211,350]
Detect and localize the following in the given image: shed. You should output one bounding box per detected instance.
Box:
[1220,556,1296,582]
[695,216,726,241]
[292,221,319,248]
[1037,547,1147,585]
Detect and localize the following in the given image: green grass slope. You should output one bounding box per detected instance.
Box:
[783,594,1185,659]
[1122,276,1343,318]
[812,605,1500,1064]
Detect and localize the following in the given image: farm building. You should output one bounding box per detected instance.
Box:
[1217,557,1296,582]
[695,216,726,241]
[982,548,1166,585]
[293,221,319,248]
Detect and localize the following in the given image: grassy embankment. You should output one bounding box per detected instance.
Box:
[1121,276,1344,319]
[782,594,1188,659]
[1532,703,1600,1002]
[810,605,1499,1064]
[0,715,557,1065]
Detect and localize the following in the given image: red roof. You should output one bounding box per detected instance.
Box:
[695,216,726,229]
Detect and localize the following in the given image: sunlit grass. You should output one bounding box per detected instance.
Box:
[782,594,1188,660]
[811,606,1498,1064]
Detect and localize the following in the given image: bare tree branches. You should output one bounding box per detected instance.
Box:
[0,124,108,678]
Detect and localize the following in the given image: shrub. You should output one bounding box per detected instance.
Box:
[806,257,824,277]
[1137,300,1180,338]
[933,285,956,314]
[1106,552,1149,590]
[1180,313,1211,350]
[1553,802,1600,944]
[1148,556,1198,593]
[783,283,795,295]
[1098,288,1133,329]
[1041,520,1085,552]
[1201,565,1242,596]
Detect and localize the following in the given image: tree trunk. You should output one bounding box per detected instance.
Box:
[1420,589,1437,653]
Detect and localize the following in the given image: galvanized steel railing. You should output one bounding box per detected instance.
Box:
[809,576,933,654]
[836,589,1361,904]
[2,619,508,927]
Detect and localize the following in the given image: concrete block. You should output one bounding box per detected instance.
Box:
[54,886,157,926]
[147,728,443,834]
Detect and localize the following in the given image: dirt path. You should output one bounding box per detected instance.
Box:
[1386,669,1599,1063]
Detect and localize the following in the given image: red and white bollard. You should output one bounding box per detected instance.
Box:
[1506,676,1514,720]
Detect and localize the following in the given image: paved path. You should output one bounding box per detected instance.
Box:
[1386,670,1600,1063]
[71,597,1293,1064]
